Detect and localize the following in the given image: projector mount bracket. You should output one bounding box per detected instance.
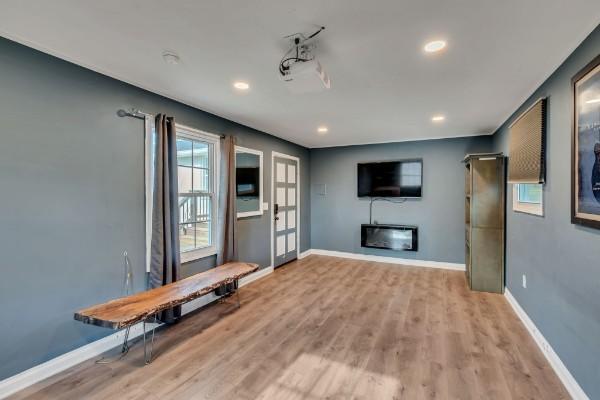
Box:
[279,26,325,76]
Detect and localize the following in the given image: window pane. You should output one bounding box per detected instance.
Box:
[193,168,210,192]
[179,195,195,224]
[195,194,211,222]
[179,223,196,252]
[177,138,193,167]
[178,166,193,193]
[518,184,542,204]
[195,221,211,248]
[177,131,215,254]
[193,141,210,168]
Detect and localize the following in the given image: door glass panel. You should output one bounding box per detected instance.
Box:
[288,164,296,184]
[277,162,286,183]
[287,210,296,229]
[276,236,286,256]
[277,187,286,206]
[287,232,296,252]
[277,212,286,232]
[288,188,296,206]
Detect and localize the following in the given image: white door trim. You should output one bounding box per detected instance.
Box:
[271,151,300,268]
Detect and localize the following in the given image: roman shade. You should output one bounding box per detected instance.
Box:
[507,98,547,183]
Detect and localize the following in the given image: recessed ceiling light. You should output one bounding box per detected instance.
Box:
[317,126,328,134]
[424,40,447,53]
[162,51,180,65]
[233,81,250,90]
[431,115,446,122]
[586,98,600,104]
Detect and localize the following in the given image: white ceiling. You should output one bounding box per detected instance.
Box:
[1,1,599,148]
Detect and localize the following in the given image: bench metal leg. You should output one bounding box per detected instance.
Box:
[121,326,131,354]
[218,281,241,308]
[94,326,131,364]
[143,314,158,365]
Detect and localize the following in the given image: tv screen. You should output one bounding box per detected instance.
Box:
[236,167,260,197]
[357,160,422,198]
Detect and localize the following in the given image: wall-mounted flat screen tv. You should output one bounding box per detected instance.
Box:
[236,167,260,197]
[357,159,422,198]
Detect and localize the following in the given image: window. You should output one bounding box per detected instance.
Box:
[513,183,543,216]
[235,146,264,218]
[145,120,220,269]
[176,125,220,262]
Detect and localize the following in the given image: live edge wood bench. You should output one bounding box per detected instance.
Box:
[74,262,258,364]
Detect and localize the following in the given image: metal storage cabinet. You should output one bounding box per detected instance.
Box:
[464,153,505,293]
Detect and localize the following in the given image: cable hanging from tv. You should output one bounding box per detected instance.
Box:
[369,197,407,225]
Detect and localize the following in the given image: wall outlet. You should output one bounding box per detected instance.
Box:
[522,274,527,289]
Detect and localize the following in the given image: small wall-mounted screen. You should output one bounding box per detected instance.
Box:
[236,167,260,197]
[357,160,422,198]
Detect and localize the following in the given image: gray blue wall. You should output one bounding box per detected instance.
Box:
[310,136,492,263]
[3,22,599,398]
[492,26,600,398]
[0,37,310,380]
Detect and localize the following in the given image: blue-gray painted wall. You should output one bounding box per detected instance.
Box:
[310,136,492,263]
[0,37,310,380]
[3,22,600,398]
[492,26,600,398]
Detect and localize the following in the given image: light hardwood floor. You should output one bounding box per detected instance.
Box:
[10,255,569,399]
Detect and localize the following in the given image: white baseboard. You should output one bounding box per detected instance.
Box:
[239,265,274,286]
[0,321,154,400]
[306,249,465,271]
[504,289,589,400]
[0,265,274,399]
[298,249,312,259]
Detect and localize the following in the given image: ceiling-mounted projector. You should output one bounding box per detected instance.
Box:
[279,26,330,94]
[281,59,331,94]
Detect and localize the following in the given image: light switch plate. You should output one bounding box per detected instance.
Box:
[263,202,269,211]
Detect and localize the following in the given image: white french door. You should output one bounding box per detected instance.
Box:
[272,154,299,267]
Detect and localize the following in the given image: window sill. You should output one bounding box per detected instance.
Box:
[181,246,217,264]
[237,210,263,219]
[513,202,544,216]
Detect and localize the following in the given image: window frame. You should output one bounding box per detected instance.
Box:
[235,145,264,219]
[176,123,221,263]
[512,183,544,216]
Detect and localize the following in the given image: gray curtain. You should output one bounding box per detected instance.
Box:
[216,135,237,295]
[149,114,181,322]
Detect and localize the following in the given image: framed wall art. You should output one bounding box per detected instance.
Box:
[572,54,600,228]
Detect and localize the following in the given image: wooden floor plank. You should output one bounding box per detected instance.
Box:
[9,255,569,400]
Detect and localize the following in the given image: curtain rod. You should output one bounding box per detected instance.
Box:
[117,108,151,120]
[117,108,226,138]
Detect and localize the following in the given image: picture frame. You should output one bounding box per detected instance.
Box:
[572,54,600,229]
